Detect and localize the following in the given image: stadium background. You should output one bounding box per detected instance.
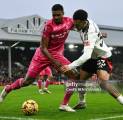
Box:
[0,15,123,120]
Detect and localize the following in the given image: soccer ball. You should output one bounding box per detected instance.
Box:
[22,99,38,115]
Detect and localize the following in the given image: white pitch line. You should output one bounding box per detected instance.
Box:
[90,115,123,120]
[0,116,49,120]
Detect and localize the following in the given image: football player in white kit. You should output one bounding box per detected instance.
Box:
[60,9,123,109]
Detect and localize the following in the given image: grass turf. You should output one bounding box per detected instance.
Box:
[0,85,123,120]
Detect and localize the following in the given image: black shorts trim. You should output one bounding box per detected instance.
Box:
[80,57,113,74]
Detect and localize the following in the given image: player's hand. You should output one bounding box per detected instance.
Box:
[60,66,79,79]
[60,65,71,73]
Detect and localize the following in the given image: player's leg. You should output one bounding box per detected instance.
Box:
[43,67,52,94]
[73,59,100,109]
[59,80,75,112]
[37,79,42,91]
[45,75,52,89]
[75,90,86,109]
[55,55,76,112]
[73,81,87,109]
[96,57,123,104]
[0,74,35,102]
[45,78,50,89]
[73,69,91,109]
[97,70,123,104]
[43,75,52,94]
[60,80,74,103]
[37,76,45,94]
[0,48,44,102]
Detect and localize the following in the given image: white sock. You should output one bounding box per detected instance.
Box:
[78,92,86,103]
[117,95,123,104]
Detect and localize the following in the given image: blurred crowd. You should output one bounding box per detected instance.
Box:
[0,61,26,86]
[0,46,123,86]
[0,60,123,86]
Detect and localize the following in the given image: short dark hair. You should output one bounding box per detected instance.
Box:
[52,4,64,11]
[73,9,88,21]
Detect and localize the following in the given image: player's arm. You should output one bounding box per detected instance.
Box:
[60,46,93,73]
[69,47,93,69]
[67,21,101,70]
[60,33,98,73]
[69,33,100,69]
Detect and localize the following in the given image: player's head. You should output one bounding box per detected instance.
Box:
[52,4,64,24]
[73,9,88,31]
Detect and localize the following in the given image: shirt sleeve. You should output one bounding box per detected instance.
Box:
[42,22,52,39]
[68,32,99,69]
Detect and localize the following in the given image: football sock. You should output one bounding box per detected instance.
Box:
[78,92,86,103]
[5,78,24,93]
[117,95,123,104]
[61,80,75,105]
[99,81,121,98]
[77,80,86,103]
[37,80,42,89]
[62,90,74,105]
[45,79,50,88]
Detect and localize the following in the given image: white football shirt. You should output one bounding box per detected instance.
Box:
[69,19,112,69]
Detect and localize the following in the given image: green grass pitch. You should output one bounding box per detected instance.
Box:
[0,85,123,120]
